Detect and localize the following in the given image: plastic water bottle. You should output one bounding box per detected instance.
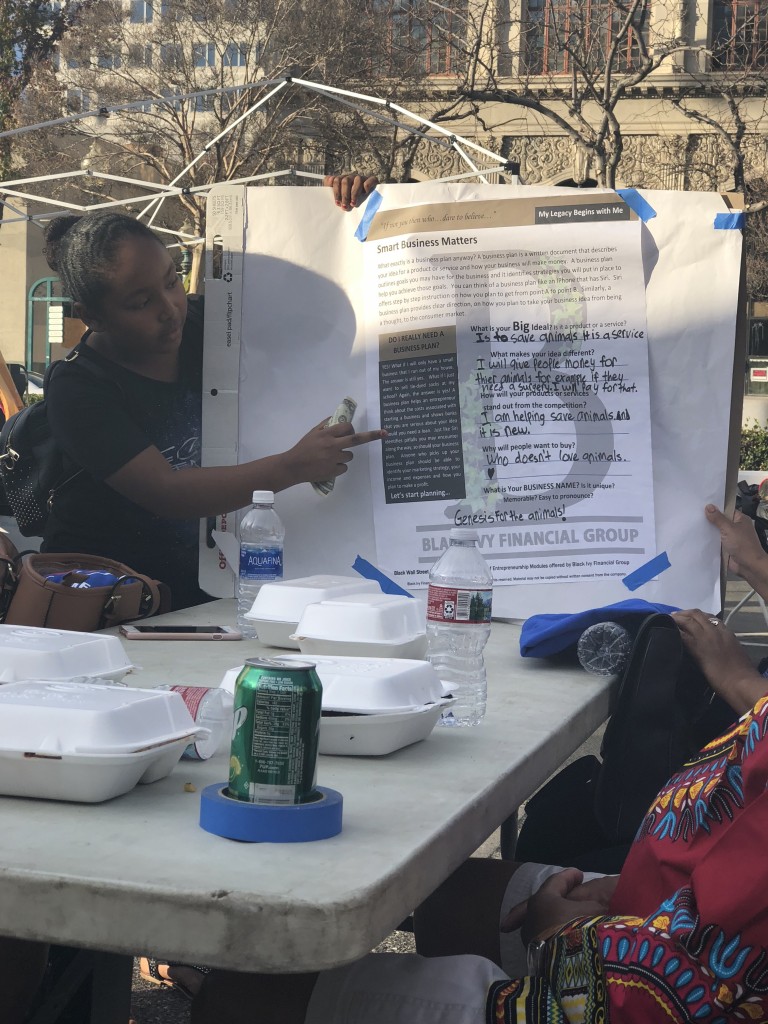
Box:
[158,685,234,760]
[237,490,285,639]
[576,621,633,677]
[426,527,493,727]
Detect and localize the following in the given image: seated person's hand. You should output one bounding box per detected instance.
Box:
[568,874,619,907]
[672,608,766,714]
[500,867,612,945]
[324,173,378,211]
[705,504,767,578]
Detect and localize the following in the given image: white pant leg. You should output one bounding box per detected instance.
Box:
[305,953,509,1024]
[498,863,606,977]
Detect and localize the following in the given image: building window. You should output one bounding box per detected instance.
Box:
[160,43,184,69]
[195,92,215,112]
[128,43,153,68]
[222,42,248,66]
[159,88,183,111]
[220,90,239,113]
[66,88,89,113]
[97,52,122,70]
[193,41,215,67]
[130,1,153,23]
[383,0,467,75]
[523,0,650,75]
[712,1,768,68]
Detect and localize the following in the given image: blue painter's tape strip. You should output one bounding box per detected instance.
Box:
[622,551,671,592]
[616,189,656,222]
[200,784,343,843]
[354,189,383,241]
[353,554,412,597]
[714,211,745,230]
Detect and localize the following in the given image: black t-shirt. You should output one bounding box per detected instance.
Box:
[43,296,211,610]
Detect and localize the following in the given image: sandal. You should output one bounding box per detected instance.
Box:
[138,957,210,1001]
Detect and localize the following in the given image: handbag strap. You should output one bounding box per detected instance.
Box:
[0,556,18,621]
[98,573,163,629]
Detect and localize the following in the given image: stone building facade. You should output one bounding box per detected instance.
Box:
[398,1,767,193]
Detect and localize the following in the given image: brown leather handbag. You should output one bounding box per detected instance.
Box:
[0,536,168,631]
[0,532,18,622]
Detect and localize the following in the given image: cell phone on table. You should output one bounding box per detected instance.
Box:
[119,625,242,640]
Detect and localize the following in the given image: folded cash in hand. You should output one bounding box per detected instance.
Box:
[312,397,357,496]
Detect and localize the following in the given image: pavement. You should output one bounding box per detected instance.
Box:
[82,576,768,1020]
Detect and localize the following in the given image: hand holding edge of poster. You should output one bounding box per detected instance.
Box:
[201,183,744,618]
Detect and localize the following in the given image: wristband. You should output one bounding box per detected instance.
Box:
[526,939,549,977]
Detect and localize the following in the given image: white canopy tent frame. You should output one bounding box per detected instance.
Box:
[0,76,513,240]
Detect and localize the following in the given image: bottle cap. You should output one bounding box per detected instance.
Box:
[449,527,479,542]
[252,490,275,504]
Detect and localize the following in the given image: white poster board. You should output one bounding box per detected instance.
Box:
[201,183,744,618]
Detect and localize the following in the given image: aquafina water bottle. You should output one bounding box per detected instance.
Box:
[237,491,285,639]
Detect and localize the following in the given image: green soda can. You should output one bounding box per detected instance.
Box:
[228,658,322,805]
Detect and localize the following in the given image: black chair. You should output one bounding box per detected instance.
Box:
[725,501,768,629]
[7,362,28,402]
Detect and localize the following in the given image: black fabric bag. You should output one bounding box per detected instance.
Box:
[0,351,111,537]
[736,480,760,520]
[516,613,735,873]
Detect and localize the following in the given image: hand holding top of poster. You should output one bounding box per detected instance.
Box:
[324,174,378,212]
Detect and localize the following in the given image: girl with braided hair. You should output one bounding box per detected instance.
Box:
[40,176,381,609]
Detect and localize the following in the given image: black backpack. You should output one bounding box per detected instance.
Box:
[515,613,735,873]
[0,351,112,537]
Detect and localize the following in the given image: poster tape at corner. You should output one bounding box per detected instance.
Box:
[354,190,383,241]
[616,189,657,222]
[199,784,343,842]
[714,212,745,230]
[622,551,672,591]
[352,555,412,597]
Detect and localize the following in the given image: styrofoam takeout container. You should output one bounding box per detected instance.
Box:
[0,681,206,802]
[0,624,133,684]
[219,655,444,713]
[292,594,427,659]
[218,656,452,754]
[277,654,444,713]
[319,700,454,756]
[244,575,380,648]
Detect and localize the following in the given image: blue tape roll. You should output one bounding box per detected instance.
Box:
[354,189,383,241]
[622,551,671,592]
[199,784,343,843]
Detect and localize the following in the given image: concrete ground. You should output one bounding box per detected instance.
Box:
[126,573,768,1022]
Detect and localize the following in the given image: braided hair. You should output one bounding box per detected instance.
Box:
[43,212,165,312]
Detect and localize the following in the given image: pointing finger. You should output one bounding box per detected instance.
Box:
[342,429,388,448]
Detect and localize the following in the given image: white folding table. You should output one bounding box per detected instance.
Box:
[0,600,612,1022]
